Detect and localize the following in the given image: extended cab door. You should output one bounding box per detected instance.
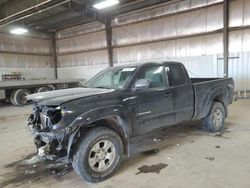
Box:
[164,63,194,123]
[132,65,175,135]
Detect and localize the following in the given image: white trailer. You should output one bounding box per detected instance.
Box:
[0,79,83,106]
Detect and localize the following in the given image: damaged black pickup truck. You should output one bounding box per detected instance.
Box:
[27,62,234,182]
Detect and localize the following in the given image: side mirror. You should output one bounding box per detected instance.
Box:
[135,79,150,89]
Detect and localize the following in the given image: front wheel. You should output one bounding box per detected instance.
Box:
[202,102,226,132]
[72,127,123,183]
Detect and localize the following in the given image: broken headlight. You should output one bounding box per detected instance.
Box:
[50,106,73,130]
[38,107,63,130]
[47,109,62,125]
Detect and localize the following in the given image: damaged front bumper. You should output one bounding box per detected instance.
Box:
[33,130,68,160]
[28,103,79,161]
[27,104,67,160]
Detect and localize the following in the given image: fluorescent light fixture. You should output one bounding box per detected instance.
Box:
[10,28,28,35]
[93,0,119,9]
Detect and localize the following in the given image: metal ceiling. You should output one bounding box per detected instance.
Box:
[0,0,172,33]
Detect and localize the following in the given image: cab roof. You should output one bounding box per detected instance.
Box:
[109,61,182,70]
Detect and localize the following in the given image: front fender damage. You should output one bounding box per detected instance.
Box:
[28,103,131,163]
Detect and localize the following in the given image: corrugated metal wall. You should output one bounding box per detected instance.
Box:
[0,32,55,80]
[0,33,52,54]
[55,0,250,91]
[0,0,249,89]
[57,65,108,80]
[113,33,223,63]
[56,22,108,79]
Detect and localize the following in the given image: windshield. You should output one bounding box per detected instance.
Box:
[85,67,137,89]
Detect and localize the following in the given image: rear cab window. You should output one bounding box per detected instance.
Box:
[165,64,187,86]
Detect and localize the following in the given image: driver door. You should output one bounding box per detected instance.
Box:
[132,65,175,135]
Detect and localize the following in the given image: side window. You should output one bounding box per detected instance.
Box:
[138,66,166,88]
[165,65,186,86]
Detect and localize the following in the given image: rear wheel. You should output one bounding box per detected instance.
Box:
[10,90,17,105]
[47,85,55,91]
[13,89,31,106]
[202,102,226,132]
[34,86,49,93]
[72,127,123,183]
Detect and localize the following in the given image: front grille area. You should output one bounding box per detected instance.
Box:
[40,113,50,129]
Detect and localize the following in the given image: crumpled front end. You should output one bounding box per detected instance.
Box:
[34,131,67,160]
[28,104,69,160]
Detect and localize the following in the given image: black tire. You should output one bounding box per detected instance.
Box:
[72,127,123,183]
[10,90,17,105]
[202,102,226,132]
[47,85,55,91]
[13,89,31,106]
[34,86,49,93]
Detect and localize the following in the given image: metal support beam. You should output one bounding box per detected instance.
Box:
[64,1,112,66]
[28,10,71,27]
[223,0,229,78]
[105,19,113,67]
[68,1,108,24]
[52,33,58,79]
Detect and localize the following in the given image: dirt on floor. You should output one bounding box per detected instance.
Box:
[0,100,250,188]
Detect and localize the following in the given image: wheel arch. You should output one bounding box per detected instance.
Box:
[204,87,229,118]
[67,106,133,161]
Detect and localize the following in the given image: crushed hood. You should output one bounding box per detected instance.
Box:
[27,87,114,106]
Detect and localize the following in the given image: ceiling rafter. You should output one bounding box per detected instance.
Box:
[0,0,175,33]
[67,0,110,24]
[0,0,70,28]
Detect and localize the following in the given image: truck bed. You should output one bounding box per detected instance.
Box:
[191,77,234,119]
[191,78,219,83]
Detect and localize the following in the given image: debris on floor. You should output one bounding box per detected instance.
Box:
[142,149,159,155]
[205,157,215,161]
[0,153,72,188]
[136,163,168,175]
[153,138,162,143]
[214,133,223,137]
[215,146,221,148]
[213,130,231,138]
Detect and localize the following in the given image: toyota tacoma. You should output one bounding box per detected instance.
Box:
[27,62,234,182]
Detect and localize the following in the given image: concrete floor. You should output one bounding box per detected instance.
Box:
[1,100,250,188]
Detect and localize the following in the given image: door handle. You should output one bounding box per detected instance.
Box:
[164,92,173,97]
